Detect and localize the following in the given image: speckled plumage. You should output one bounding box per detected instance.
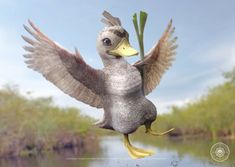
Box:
[97,59,157,134]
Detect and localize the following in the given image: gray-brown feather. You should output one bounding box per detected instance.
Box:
[102,11,122,26]
[134,19,178,95]
[22,20,104,108]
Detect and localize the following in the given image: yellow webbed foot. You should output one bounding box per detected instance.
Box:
[146,127,175,136]
[123,134,154,159]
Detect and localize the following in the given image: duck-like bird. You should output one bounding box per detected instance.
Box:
[22,11,177,159]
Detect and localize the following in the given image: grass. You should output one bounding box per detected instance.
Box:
[0,85,98,158]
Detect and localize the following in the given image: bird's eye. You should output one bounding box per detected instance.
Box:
[102,38,112,46]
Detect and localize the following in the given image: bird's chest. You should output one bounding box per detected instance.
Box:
[104,65,142,95]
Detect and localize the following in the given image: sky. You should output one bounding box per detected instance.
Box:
[0,0,235,119]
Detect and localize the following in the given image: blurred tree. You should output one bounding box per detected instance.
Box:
[154,67,235,139]
[224,67,235,85]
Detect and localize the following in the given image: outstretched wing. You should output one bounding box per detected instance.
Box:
[134,20,177,95]
[22,20,104,108]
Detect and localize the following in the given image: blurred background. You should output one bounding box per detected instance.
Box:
[0,0,235,167]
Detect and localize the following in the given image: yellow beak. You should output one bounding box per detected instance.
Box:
[108,38,139,57]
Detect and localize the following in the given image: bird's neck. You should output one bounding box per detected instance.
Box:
[100,54,128,67]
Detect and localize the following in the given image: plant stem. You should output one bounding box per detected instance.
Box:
[133,11,148,93]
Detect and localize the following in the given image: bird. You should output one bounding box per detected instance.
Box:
[22,11,177,159]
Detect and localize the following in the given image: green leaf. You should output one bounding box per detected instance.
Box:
[132,13,140,42]
[133,11,148,60]
[139,11,148,36]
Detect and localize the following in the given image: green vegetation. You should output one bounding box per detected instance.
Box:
[153,68,235,139]
[0,85,98,158]
[133,11,148,81]
[132,11,148,60]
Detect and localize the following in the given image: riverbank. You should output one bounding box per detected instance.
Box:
[151,69,235,140]
[1,136,234,167]
[0,85,99,158]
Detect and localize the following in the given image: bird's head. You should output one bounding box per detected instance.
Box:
[97,11,138,65]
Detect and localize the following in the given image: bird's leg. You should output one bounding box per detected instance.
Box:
[145,123,174,136]
[123,134,154,159]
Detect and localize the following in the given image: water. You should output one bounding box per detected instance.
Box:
[0,136,234,167]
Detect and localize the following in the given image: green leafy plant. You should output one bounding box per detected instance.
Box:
[132,11,148,61]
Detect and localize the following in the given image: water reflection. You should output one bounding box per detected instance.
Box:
[0,136,234,167]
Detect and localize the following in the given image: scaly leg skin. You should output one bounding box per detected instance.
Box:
[145,124,175,136]
[123,134,154,159]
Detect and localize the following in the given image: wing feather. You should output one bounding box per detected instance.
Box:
[134,20,177,95]
[22,20,104,108]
